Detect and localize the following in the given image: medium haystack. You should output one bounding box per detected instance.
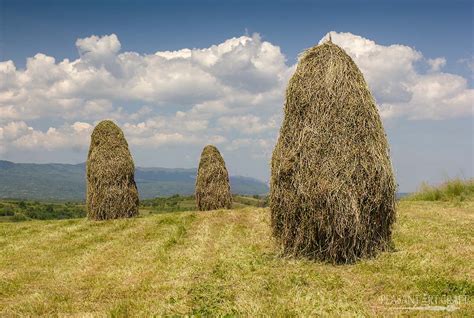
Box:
[86,120,139,220]
[270,40,396,263]
[195,145,232,211]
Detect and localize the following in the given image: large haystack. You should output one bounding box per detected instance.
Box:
[86,120,139,220]
[270,40,396,263]
[195,145,232,211]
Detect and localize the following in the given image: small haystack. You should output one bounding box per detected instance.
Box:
[86,120,139,220]
[270,39,396,263]
[195,145,232,211]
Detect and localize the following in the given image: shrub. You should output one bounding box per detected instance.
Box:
[0,205,15,216]
[11,213,29,222]
[406,178,474,201]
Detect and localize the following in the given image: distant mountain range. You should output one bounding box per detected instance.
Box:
[0,160,269,201]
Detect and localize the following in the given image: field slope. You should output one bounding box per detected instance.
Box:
[1,201,473,316]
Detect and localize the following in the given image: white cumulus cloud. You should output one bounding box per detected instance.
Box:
[427,57,446,72]
[320,32,473,119]
[0,121,92,154]
[0,32,472,156]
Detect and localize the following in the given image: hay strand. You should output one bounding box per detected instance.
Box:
[270,41,396,263]
[86,120,139,220]
[195,145,232,211]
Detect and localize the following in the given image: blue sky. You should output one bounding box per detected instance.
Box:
[2,0,472,75]
[0,0,472,192]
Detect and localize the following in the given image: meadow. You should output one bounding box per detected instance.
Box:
[0,181,473,316]
[0,195,267,222]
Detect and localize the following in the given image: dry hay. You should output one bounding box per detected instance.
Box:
[270,40,396,263]
[195,145,232,211]
[86,120,139,220]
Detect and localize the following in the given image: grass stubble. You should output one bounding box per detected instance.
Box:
[0,199,472,316]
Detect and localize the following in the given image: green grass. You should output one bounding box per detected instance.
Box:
[140,195,197,213]
[138,194,267,215]
[405,178,474,202]
[0,200,85,222]
[0,201,472,316]
[1,194,267,221]
[233,195,268,208]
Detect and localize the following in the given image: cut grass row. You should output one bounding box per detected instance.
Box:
[1,200,473,316]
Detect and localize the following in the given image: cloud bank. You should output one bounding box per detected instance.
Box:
[0,32,472,156]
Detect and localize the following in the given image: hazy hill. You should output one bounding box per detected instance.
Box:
[0,160,269,201]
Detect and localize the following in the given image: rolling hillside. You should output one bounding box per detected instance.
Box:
[0,160,269,200]
[0,201,473,316]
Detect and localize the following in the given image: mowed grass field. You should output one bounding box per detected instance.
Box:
[0,200,473,316]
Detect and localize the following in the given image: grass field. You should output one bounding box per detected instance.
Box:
[405,178,474,202]
[0,194,267,222]
[0,198,473,316]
